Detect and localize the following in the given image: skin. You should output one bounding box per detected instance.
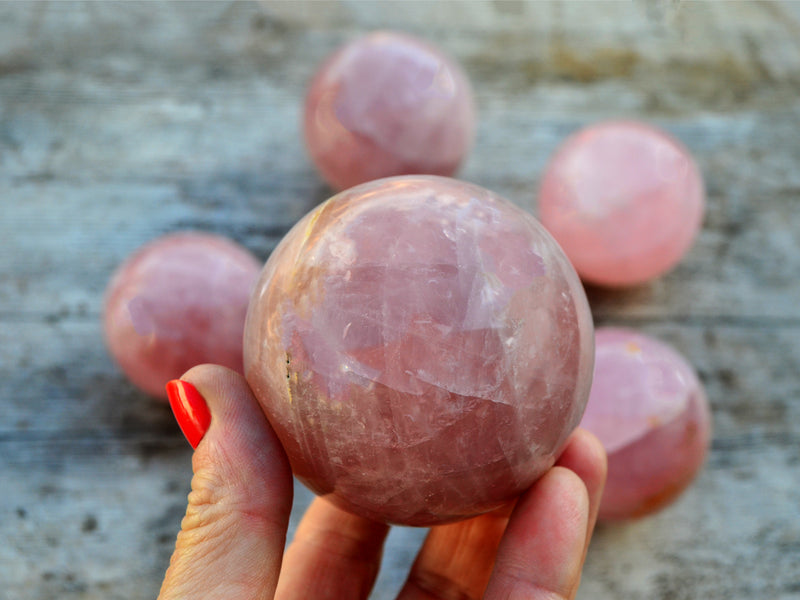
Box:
[158,364,607,600]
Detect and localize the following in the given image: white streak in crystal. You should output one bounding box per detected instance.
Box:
[329,236,357,265]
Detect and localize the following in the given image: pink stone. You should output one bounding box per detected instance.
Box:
[244,175,594,526]
[303,31,476,191]
[580,327,712,520]
[103,232,261,399]
[538,121,705,287]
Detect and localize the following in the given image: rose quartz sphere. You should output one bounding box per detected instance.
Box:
[303,31,476,191]
[538,121,705,287]
[580,327,712,520]
[104,232,261,399]
[244,175,594,526]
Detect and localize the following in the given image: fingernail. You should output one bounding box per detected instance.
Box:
[166,380,211,449]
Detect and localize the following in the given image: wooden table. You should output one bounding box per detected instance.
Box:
[2,2,799,598]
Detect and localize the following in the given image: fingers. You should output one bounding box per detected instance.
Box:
[484,429,608,600]
[156,372,606,600]
[158,365,294,600]
[275,497,390,600]
[396,429,607,600]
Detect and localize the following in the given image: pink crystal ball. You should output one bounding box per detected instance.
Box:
[103,232,261,399]
[244,176,595,526]
[303,31,476,191]
[580,328,712,520]
[538,121,705,287]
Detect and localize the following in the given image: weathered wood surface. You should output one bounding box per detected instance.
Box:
[2,2,800,599]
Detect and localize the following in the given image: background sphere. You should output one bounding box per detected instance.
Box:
[104,232,261,398]
[244,175,594,526]
[580,327,712,520]
[303,31,476,191]
[538,120,705,287]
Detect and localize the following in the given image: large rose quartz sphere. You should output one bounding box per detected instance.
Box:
[303,31,476,191]
[244,176,594,526]
[580,327,712,520]
[538,121,705,287]
[104,232,261,399]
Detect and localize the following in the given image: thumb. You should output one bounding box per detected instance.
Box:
[158,364,293,600]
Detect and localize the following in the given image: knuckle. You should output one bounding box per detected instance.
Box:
[177,467,238,554]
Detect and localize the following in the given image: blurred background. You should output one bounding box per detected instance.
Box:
[2,2,799,598]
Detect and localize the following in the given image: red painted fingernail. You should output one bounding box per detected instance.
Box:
[166,380,211,449]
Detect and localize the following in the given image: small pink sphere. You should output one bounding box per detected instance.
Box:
[538,121,705,287]
[303,31,476,191]
[580,327,712,520]
[244,176,594,526]
[103,232,261,399]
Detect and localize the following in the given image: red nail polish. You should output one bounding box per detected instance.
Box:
[166,380,211,449]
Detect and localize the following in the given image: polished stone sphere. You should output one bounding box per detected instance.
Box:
[104,232,261,399]
[580,327,712,520]
[244,176,594,525]
[538,120,705,287]
[303,31,475,191]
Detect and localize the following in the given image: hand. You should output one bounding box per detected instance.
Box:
[158,364,607,600]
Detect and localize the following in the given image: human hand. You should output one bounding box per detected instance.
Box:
[158,364,607,600]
